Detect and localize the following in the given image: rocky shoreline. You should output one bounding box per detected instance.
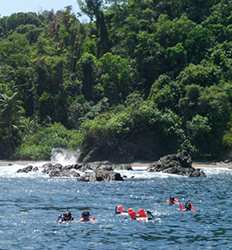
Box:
[16,161,131,181]
[15,152,208,181]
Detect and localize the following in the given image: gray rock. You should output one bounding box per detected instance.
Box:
[54,163,63,170]
[69,170,80,178]
[49,170,62,177]
[17,165,33,173]
[147,152,206,177]
[41,163,53,174]
[190,169,206,177]
[32,167,39,172]
[82,169,124,182]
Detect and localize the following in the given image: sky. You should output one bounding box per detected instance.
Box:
[0,0,81,17]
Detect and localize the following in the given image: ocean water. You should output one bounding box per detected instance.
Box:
[0,161,232,250]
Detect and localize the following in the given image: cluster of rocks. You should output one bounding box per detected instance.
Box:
[16,161,132,182]
[147,151,206,177]
[16,151,206,180]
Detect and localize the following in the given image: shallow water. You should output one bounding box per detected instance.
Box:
[0,163,232,250]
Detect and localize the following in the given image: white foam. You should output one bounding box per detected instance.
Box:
[0,161,48,178]
[116,168,183,180]
[199,166,232,175]
[50,148,80,165]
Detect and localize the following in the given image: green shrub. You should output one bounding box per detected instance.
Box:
[16,123,83,160]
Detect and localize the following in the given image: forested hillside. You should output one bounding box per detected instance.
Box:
[0,0,232,161]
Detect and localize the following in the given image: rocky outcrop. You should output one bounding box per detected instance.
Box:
[81,169,124,182]
[79,131,174,163]
[17,165,34,173]
[147,151,206,177]
[16,162,125,181]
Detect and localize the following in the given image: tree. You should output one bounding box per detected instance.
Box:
[0,91,24,157]
[77,53,97,100]
[77,0,110,56]
[97,52,136,104]
[187,114,212,155]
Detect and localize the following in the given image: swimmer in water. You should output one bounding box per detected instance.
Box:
[178,200,196,212]
[168,196,179,205]
[146,210,154,221]
[115,204,127,215]
[79,211,96,223]
[127,208,154,222]
[184,200,193,211]
[136,209,155,222]
[57,211,74,223]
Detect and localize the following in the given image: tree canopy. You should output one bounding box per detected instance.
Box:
[0,0,232,160]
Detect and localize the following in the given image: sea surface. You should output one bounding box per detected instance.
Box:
[0,158,232,250]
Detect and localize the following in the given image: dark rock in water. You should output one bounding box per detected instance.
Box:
[82,170,124,182]
[224,159,232,164]
[91,170,124,182]
[49,170,62,177]
[16,161,124,181]
[41,163,53,174]
[54,163,63,170]
[49,169,81,178]
[177,151,192,168]
[190,169,206,177]
[62,165,73,171]
[69,170,80,178]
[17,165,33,173]
[72,163,83,170]
[147,151,206,177]
[32,167,39,172]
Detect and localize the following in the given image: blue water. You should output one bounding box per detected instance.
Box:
[0,172,232,250]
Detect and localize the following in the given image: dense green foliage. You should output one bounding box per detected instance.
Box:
[17,123,82,160]
[0,0,232,160]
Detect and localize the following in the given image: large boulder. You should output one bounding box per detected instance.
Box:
[83,170,124,182]
[41,163,54,174]
[147,151,206,177]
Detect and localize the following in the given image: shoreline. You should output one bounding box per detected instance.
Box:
[0,160,231,170]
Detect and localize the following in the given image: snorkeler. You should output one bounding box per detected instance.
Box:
[146,210,155,221]
[184,200,193,211]
[168,196,179,205]
[57,211,74,223]
[115,204,127,215]
[79,211,96,223]
[136,209,155,222]
[127,208,154,222]
[178,200,196,212]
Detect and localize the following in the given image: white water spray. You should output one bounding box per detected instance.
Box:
[50,148,80,165]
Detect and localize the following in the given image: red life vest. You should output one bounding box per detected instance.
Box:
[137,209,147,218]
[128,208,137,220]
